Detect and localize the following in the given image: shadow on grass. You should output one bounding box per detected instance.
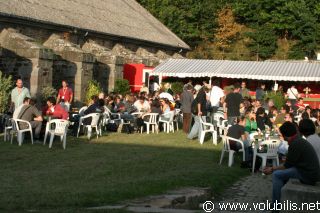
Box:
[0,131,248,211]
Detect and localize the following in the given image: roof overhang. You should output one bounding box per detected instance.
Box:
[152,59,320,81]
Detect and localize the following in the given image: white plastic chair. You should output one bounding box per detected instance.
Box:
[11,119,34,146]
[43,119,69,149]
[141,113,159,134]
[214,113,228,135]
[199,116,217,145]
[173,109,182,131]
[101,110,111,131]
[252,139,280,174]
[78,106,88,116]
[4,118,13,142]
[77,113,101,139]
[159,111,175,133]
[219,136,245,167]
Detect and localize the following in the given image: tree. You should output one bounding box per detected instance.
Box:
[214,6,243,51]
[137,0,231,47]
[246,25,278,60]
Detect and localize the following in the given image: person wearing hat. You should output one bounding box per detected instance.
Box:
[263,121,320,206]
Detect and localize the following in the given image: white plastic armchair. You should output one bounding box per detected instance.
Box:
[11,119,33,146]
[199,116,217,145]
[77,113,101,139]
[141,113,159,134]
[43,119,69,149]
[159,111,175,133]
[219,136,245,167]
[252,139,280,174]
[78,106,88,116]
[173,109,182,131]
[4,118,13,142]
[214,113,228,135]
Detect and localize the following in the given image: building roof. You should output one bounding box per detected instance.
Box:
[152,59,320,81]
[0,0,189,50]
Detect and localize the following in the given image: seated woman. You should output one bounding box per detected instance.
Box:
[136,99,161,131]
[256,107,272,131]
[244,108,258,134]
[301,106,312,120]
[159,98,172,121]
[226,116,251,164]
[121,95,137,123]
[111,96,123,113]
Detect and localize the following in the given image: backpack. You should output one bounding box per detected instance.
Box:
[106,123,118,132]
[121,123,134,134]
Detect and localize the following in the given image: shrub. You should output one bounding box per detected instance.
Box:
[170,82,184,95]
[85,80,102,104]
[264,91,286,109]
[0,71,13,113]
[40,86,57,104]
[114,79,130,95]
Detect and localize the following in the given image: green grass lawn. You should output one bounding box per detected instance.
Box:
[0,131,248,212]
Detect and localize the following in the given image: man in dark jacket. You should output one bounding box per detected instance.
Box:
[187,83,210,140]
[263,122,320,205]
[180,84,194,133]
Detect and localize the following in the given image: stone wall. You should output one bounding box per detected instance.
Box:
[0,22,183,102]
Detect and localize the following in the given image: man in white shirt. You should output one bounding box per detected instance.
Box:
[286,85,299,106]
[209,80,224,108]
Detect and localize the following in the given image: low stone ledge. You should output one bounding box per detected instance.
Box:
[281,179,320,203]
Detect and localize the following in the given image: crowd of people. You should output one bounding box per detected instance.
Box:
[6,77,320,206]
[183,79,320,207]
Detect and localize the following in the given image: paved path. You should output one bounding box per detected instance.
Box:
[211,173,273,212]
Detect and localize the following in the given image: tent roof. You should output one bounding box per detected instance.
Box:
[152,59,320,81]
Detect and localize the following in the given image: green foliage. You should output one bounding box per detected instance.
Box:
[40,86,57,104]
[234,0,320,60]
[245,25,278,60]
[85,80,102,104]
[138,0,320,60]
[137,0,230,47]
[264,91,286,110]
[0,71,13,113]
[113,79,130,95]
[170,82,184,95]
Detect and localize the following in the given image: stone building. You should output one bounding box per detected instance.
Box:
[0,0,189,102]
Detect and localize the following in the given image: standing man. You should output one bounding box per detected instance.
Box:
[240,81,250,99]
[286,85,299,106]
[11,79,31,110]
[255,83,266,101]
[56,80,73,112]
[209,79,225,120]
[187,83,210,140]
[180,84,194,134]
[223,83,242,125]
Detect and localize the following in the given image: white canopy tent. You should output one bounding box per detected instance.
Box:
[151,59,320,82]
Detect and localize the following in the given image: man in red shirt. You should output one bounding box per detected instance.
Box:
[56,80,73,112]
[46,97,69,120]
